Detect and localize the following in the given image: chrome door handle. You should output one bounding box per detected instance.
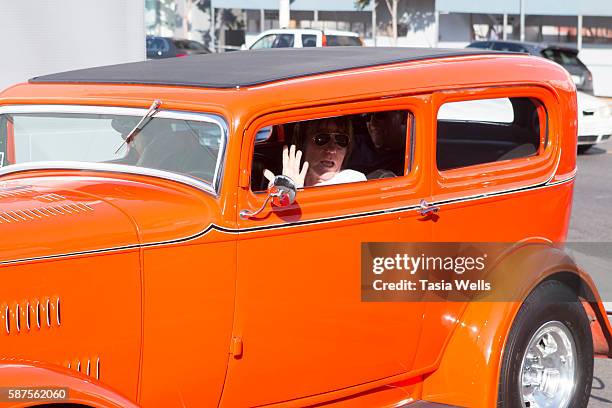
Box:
[419,199,439,216]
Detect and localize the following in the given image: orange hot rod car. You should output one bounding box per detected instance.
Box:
[0,48,610,408]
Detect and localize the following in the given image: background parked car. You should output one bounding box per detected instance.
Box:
[146,35,210,59]
[467,40,594,94]
[245,28,363,49]
[577,90,612,152]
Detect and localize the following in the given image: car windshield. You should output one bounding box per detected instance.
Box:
[0,110,225,190]
[174,40,206,50]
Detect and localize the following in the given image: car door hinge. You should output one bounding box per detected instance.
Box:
[239,169,250,189]
[230,336,243,359]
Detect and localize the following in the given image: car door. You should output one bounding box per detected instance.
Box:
[221,97,432,407]
[410,86,563,372]
[431,86,561,243]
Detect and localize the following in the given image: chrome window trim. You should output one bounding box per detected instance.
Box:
[0,174,575,267]
[0,104,228,196]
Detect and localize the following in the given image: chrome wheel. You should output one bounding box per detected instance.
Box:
[519,321,577,408]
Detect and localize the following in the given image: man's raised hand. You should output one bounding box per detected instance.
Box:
[263,145,309,188]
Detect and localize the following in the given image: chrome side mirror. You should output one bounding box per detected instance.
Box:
[240,175,297,219]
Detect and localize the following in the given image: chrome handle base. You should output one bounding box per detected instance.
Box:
[240,175,297,220]
[419,199,439,216]
[239,192,279,220]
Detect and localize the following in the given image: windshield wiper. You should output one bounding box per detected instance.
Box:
[115,99,162,154]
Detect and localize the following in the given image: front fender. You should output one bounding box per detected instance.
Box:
[419,243,612,407]
[0,360,139,408]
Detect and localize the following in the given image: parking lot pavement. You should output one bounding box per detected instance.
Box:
[568,140,612,407]
[593,358,612,407]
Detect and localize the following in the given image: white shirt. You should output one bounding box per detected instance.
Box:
[315,169,367,186]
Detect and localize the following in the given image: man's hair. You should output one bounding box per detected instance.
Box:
[368,110,408,151]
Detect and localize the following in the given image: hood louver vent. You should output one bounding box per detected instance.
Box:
[1,296,61,335]
[35,193,66,202]
[0,203,94,224]
[65,356,100,380]
[0,186,36,199]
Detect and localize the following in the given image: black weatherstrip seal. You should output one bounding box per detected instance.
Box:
[0,175,574,266]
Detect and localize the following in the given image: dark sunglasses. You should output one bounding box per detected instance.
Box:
[312,132,350,148]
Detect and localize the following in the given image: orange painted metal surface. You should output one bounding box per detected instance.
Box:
[0,52,608,407]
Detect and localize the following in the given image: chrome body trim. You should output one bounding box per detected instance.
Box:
[0,104,228,196]
[0,174,575,266]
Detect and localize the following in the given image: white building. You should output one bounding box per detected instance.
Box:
[1,0,145,92]
[145,0,612,95]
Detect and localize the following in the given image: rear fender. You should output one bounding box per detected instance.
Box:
[419,244,612,407]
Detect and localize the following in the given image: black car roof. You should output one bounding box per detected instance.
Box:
[30,47,503,89]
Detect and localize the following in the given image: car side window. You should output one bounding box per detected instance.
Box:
[0,116,8,167]
[250,110,412,191]
[251,34,277,49]
[436,97,543,171]
[326,35,361,46]
[302,34,317,47]
[188,41,206,50]
[273,34,294,48]
[541,49,582,67]
[492,42,528,53]
[468,41,491,49]
[149,38,169,53]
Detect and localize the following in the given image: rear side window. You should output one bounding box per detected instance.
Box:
[467,41,491,49]
[326,35,361,46]
[173,40,206,50]
[274,34,295,48]
[437,97,543,171]
[173,40,189,48]
[187,41,206,50]
[302,34,317,47]
[541,49,584,67]
[492,42,528,53]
